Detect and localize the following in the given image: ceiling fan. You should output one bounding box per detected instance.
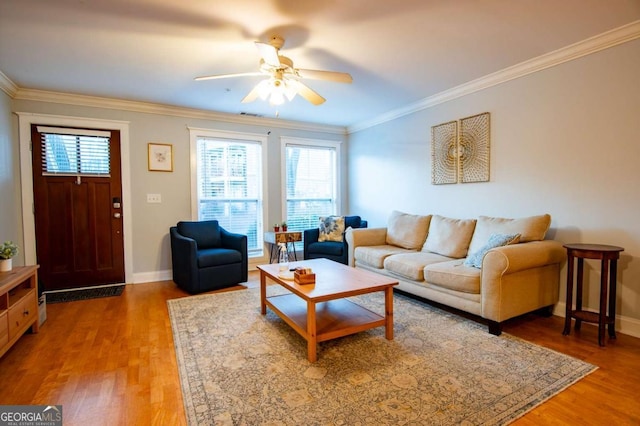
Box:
[195,36,352,106]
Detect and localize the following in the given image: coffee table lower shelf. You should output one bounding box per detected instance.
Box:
[266,293,385,358]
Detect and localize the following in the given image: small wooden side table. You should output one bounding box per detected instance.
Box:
[264,231,303,263]
[562,243,624,346]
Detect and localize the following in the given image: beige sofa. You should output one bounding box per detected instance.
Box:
[345,211,566,335]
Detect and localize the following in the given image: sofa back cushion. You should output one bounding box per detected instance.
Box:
[467,214,551,255]
[386,211,432,250]
[344,215,362,229]
[177,220,221,249]
[422,215,476,258]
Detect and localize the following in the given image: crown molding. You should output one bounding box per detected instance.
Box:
[348,20,640,134]
[11,87,346,135]
[0,70,18,97]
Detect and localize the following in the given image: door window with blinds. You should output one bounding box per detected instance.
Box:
[37,126,111,177]
[283,138,340,232]
[192,129,265,257]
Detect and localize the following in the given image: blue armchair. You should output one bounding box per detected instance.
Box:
[303,215,368,265]
[170,220,248,294]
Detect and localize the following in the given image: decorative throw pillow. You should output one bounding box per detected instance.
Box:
[318,216,345,242]
[467,214,551,255]
[464,233,521,268]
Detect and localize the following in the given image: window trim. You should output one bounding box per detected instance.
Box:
[280,136,342,227]
[189,127,269,260]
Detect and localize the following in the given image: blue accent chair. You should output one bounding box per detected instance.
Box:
[170,220,248,294]
[303,215,368,265]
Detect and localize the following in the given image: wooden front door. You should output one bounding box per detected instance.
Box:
[31,124,125,291]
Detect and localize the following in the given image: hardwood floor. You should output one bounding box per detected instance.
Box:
[1,272,638,425]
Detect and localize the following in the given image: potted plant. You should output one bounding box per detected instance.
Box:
[273,223,280,232]
[281,221,288,232]
[0,240,19,272]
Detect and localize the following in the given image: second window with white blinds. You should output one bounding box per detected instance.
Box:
[283,137,340,232]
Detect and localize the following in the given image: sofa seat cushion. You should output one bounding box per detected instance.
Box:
[424,259,481,294]
[383,252,454,281]
[307,241,343,256]
[354,245,415,269]
[197,248,242,268]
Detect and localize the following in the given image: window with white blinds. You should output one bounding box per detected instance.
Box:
[194,134,264,257]
[37,126,110,176]
[283,138,340,233]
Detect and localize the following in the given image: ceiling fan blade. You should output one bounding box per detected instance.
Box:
[296,69,353,83]
[255,42,280,67]
[194,72,262,81]
[240,82,264,103]
[291,80,326,105]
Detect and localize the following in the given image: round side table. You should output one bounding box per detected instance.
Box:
[562,243,624,346]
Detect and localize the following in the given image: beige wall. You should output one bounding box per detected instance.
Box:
[7,100,347,281]
[348,39,640,331]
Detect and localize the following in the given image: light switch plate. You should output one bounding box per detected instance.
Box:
[147,193,162,203]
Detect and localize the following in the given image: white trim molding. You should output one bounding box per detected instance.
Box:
[16,112,135,285]
[133,269,173,284]
[349,20,640,133]
[12,88,346,135]
[0,70,18,97]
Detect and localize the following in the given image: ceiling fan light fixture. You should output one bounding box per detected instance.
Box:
[269,90,285,106]
[199,36,350,107]
[254,77,298,106]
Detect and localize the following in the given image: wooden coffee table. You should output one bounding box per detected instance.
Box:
[257,258,398,362]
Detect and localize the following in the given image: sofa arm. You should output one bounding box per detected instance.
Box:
[482,240,566,275]
[170,227,198,288]
[221,227,248,282]
[345,227,388,266]
[303,228,320,260]
[481,240,567,322]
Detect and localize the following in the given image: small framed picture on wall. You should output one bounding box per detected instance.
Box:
[148,143,173,172]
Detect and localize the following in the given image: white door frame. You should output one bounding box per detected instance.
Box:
[17,112,134,284]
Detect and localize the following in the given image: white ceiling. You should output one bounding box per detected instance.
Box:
[1,0,639,128]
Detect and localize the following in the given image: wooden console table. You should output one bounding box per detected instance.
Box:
[562,244,624,346]
[264,231,303,263]
[0,265,40,358]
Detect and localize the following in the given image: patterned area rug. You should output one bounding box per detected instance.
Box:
[46,285,125,303]
[168,287,596,425]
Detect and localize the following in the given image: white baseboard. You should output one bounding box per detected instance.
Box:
[553,302,640,339]
[133,265,263,285]
[132,269,172,284]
